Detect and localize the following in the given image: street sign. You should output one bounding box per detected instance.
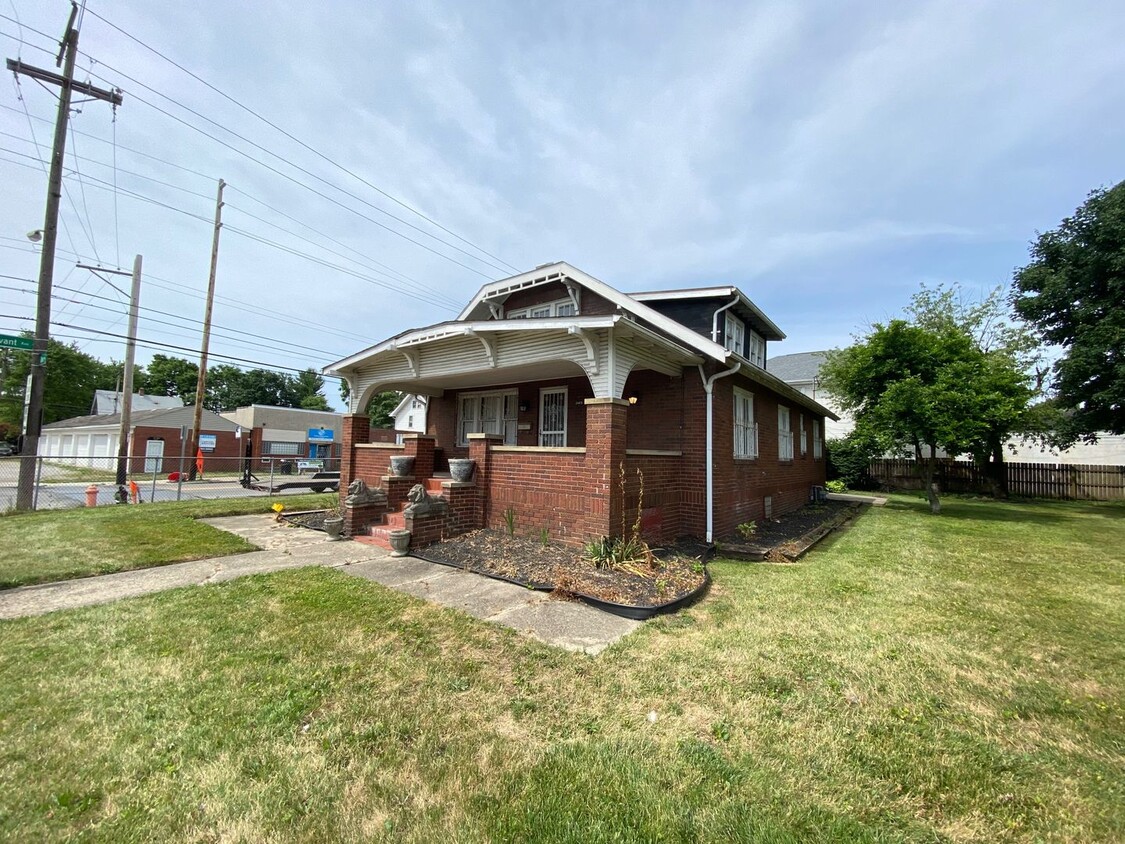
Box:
[0,334,34,351]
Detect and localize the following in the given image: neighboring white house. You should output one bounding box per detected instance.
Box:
[391,394,428,444]
[90,390,183,415]
[767,351,854,440]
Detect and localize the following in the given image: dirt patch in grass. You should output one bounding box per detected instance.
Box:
[415,529,709,609]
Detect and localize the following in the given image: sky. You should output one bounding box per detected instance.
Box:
[1,0,1122,412]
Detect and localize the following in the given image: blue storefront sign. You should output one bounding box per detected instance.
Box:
[308,427,334,443]
[198,434,217,452]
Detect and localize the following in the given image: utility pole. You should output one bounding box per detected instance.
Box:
[80,257,142,486]
[188,178,225,479]
[7,3,122,510]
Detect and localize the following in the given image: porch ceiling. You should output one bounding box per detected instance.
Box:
[367,359,590,397]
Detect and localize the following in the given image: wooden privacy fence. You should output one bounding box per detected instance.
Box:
[868,459,1125,501]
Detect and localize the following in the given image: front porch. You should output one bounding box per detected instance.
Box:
[338,393,688,551]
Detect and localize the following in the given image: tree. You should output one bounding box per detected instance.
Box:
[293,368,330,410]
[1012,181,1125,439]
[907,283,1045,496]
[0,336,120,429]
[366,391,401,428]
[821,318,1033,514]
[142,355,199,400]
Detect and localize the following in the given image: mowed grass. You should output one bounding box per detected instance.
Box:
[0,493,337,589]
[0,494,1121,842]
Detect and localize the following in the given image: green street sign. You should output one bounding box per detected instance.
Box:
[0,334,34,351]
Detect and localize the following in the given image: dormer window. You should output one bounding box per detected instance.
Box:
[507,296,578,319]
[748,331,765,368]
[724,312,745,355]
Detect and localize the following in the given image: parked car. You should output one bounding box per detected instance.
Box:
[0,443,14,456]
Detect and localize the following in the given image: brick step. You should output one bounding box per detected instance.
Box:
[385,511,405,529]
[364,525,403,550]
[353,533,390,549]
[424,476,447,494]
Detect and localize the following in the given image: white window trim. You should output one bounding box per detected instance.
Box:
[813,420,823,459]
[748,330,765,368]
[733,387,758,459]
[778,406,793,461]
[724,312,745,356]
[538,387,569,447]
[507,295,579,319]
[457,389,518,446]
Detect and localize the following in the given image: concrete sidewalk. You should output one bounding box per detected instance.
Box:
[0,515,641,654]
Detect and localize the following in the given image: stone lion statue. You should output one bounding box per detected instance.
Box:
[404,483,448,517]
[345,478,386,507]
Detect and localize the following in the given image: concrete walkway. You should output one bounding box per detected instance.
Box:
[0,515,640,654]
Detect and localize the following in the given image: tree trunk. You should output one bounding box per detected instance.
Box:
[991,439,1009,499]
[916,442,941,514]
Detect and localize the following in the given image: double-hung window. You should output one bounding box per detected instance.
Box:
[813,420,823,459]
[458,390,518,446]
[748,331,765,368]
[799,413,807,456]
[508,296,579,319]
[724,313,745,356]
[778,406,793,460]
[733,388,758,458]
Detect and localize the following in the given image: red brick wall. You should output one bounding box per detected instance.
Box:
[482,449,589,545]
[127,425,240,477]
[623,370,685,451]
[623,453,682,541]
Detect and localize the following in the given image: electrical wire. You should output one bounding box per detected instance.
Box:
[81,2,520,273]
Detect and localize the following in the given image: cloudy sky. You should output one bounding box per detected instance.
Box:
[1,0,1122,410]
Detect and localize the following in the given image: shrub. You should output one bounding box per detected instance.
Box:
[826,432,879,490]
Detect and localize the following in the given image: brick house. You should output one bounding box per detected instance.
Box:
[325,262,836,547]
[41,405,240,476]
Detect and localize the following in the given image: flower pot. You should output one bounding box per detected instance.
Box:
[448,458,476,483]
[323,515,344,541]
[389,456,415,477]
[388,528,411,557]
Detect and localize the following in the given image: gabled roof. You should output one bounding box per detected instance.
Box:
[43,405,238,432]
[92,390,183,414]
[630,286,786,342]
[767,351,827,383]
[454,262,732,363]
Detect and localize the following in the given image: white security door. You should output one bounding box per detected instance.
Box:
[539,388,568,447]
[144,439,164,474]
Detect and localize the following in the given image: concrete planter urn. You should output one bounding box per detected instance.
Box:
[389,456,415,477]
[388,528,411,557]
[448,458,476,483]
[323,515,344,541]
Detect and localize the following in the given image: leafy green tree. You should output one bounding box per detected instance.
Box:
[907,284,1046,496]
[0,336,119,428]
[1012,181,1125,439]
[142,355,199,400]
[366,390,401,428]
[293,368,330,410]
[203,364,247,411]
[821,319,1032,514]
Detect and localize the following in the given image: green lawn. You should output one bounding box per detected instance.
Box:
[0,494,1121,842]
[0,493,337,589]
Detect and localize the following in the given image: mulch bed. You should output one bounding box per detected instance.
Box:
[280,510,332,531]
[719,500,858,560]
[414,529,711,610]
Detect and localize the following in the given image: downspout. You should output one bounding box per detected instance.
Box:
[698,360,741,545]
[711,296,740,344]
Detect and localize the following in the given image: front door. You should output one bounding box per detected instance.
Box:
[144,439,164,474]
[539,388,568,447]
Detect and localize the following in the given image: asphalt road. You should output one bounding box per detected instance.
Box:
[0,478,325,511]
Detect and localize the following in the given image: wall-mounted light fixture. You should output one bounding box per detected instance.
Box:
[519,400,530,413]
[627,393,640,405]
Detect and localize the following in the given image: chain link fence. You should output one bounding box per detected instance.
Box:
[0,455,340,511]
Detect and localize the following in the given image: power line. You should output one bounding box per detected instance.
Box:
[81,2,520,274]
[71,57,510,278]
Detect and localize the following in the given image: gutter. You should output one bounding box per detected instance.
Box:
[711,296,740,344]
[697,360,741,544]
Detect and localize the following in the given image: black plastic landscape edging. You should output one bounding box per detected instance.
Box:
[409,544,714,621]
